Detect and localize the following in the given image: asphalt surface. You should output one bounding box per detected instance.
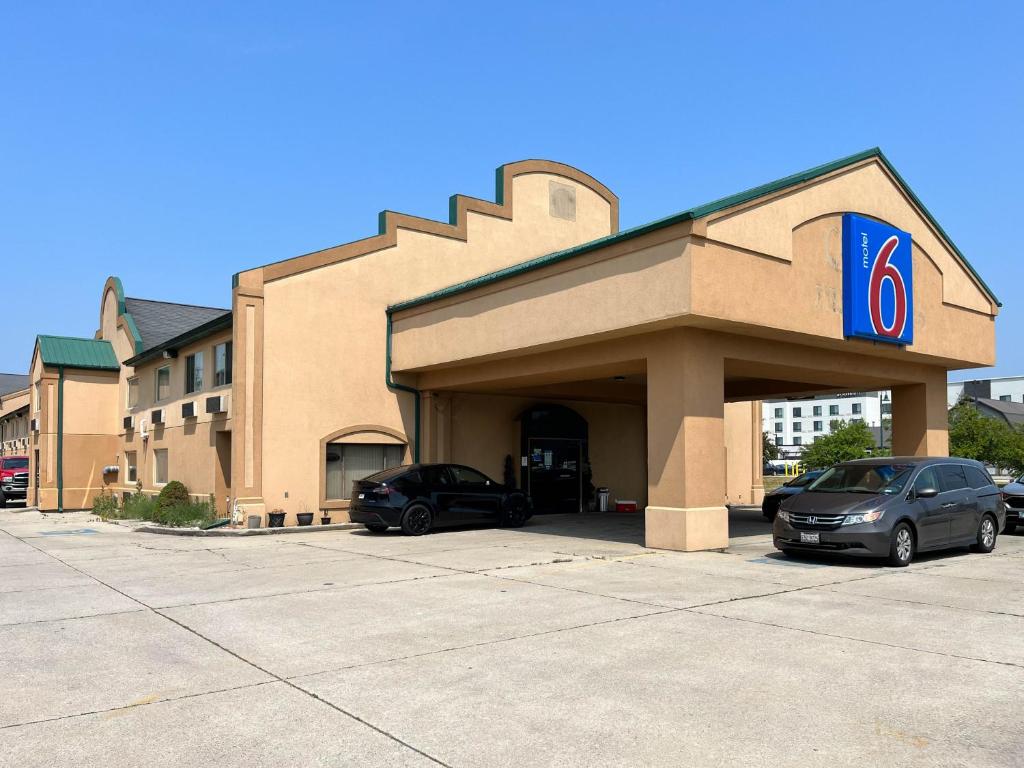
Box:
[1,507,1022,767]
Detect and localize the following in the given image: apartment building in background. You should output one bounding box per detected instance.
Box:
[763,392,891,459]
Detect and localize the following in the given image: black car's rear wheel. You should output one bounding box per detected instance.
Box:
[886,522,915,567]
[502,495,528,528]
[364,523,388,533]
[401,504,433,536]
[972,514,997,553]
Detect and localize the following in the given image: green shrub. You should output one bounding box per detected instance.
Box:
[92,492,120,518]
[157,480,190,510]
[123,492,158,520]
[151,501,216,528]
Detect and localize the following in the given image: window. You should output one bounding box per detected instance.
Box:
[153,448,168,485]
[325,443,403,500]
[451,466,491,485]
[914,467,940,494]
[792,422,802,432]
[965,466,993,489]
[126,451,137,483]
[829,405,839,416]
[881,402,891,415]
[793,407,802,417]
[813,405,822,416]
[214,342,232,386]
[127,378,140,408]
[774,407,783,418]
[185,352,204,394]
[999,395,1011,402]
[155,366,171,401]
[793,436,802,446]
[774,436,783,446]
[852,403,862,415]
[34,381,41,412]
[813,420,823,432]
[774,422,783,433]
[938,464,968,493]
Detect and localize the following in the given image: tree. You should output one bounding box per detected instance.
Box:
[799,420,876,469]
[762,431,779,462]
[948,400,1024,474]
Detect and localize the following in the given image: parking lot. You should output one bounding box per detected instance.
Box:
[2,506,1023,767]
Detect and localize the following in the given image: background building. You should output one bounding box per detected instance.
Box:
[947,376,1024,408]
[0,374,30,457]
[762,392,890,459]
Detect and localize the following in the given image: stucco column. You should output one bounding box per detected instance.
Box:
[645,330,728,551]
[750,400,765,505]
[891,371,948,457]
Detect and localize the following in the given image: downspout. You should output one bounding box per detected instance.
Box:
[57,365,64,512]
[385,312,421,462]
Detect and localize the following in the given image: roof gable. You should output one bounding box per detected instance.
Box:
[0,373,30,397]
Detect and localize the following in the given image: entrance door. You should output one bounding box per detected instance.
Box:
[214,431,232,516]
[528,438,582,514]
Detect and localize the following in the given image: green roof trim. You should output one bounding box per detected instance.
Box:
[389,148,999,314]
[107,276,145,354]
[123,312,233,367]
[37,336,120,371]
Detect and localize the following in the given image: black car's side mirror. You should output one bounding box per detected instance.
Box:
[915,487,939,499]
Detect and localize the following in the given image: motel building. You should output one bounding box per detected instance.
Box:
[23,148,998,551]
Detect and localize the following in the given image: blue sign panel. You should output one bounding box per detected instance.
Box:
[842,213,913,345]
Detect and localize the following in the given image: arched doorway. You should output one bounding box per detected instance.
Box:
[519,404,590,514]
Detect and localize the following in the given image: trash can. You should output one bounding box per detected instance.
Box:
[246,515,261,529]
[597,487,610,512]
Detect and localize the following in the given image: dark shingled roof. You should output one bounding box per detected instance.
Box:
[0,373,30,397]
[973,397,1024,427]
[124,298,230,352]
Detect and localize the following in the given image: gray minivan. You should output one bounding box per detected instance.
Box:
[773,457,1005,566]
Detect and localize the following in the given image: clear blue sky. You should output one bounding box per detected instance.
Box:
[2,2,1021,380]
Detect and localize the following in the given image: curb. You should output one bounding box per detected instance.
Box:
[134,522,363,537]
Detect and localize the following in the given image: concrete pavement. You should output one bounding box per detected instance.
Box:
[1,507,1022,766]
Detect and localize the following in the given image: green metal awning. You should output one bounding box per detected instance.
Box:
[37,335,120,371]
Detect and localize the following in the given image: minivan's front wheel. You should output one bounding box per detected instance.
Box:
[972,515,997,553]
[401,504,433,536]
[887,523,915,567]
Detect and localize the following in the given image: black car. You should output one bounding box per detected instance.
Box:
[761,470,824,521]
[1002,475,1024,534]
[349,463,530,535]
[773,457,1005,566]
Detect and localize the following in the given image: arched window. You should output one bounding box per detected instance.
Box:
[321,426,408,504]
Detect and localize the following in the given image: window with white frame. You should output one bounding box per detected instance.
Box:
[126,451,137,483]
[185,352,203,394]
[325,443,403,500]
[153,449,168,485]
[829,404,839,416]
[213,341,232,386]
[155,366,171,402]
[127,377,140,408]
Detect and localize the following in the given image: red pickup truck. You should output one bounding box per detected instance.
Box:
[0,456,28,507]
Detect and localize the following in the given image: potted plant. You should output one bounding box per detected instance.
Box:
[320,511,332,525]
[296,502,314,527]
[268,508,286,528]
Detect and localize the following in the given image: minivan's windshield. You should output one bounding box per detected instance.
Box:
[807,464,914,495]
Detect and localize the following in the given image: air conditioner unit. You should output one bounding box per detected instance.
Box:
[181,401,196,419]
[151,409,164,425]
[139,419,149,440]
[123,415,135,430]
[206,394,229,414]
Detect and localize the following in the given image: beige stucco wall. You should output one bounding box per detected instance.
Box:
[0,390,30,456]
[242,163,618,520]
[115,328,233,505]
[391,156,996,374]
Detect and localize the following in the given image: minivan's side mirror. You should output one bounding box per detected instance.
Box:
[915,487,939,499]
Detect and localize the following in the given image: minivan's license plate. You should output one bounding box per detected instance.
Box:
[800,532,820,544]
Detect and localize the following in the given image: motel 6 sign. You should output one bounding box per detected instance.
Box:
[842,213,914,345]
